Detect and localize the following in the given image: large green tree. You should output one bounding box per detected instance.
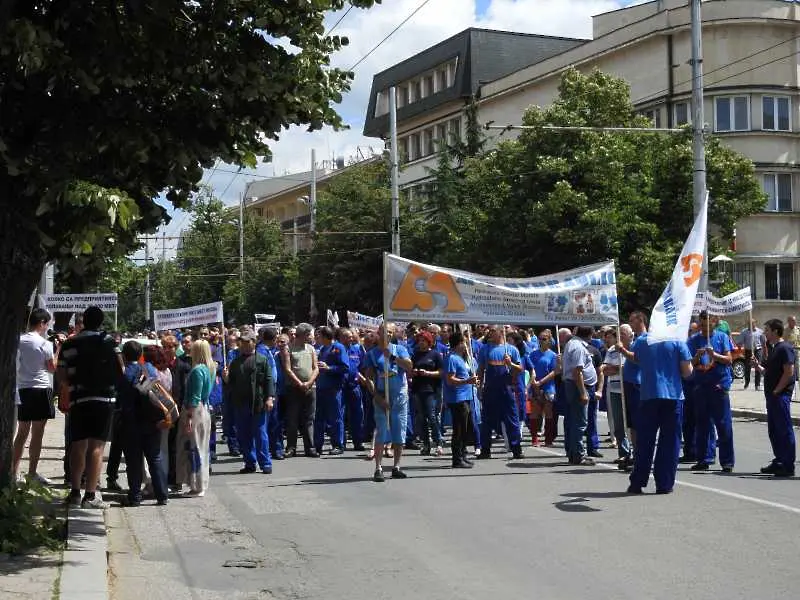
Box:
[417,68,765,312]
[0,1,379,485]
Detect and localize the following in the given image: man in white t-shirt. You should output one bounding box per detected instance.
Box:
[13,308,58,484]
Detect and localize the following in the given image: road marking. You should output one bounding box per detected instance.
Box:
[532,446,800,516]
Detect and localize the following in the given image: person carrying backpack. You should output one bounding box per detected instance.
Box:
[118,340,169,506]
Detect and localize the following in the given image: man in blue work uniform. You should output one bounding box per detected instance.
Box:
[477,326,524,459]
[688,311,735,472]
[754,319,796,477]
[339,328,366,452]
[680,324,699,463]
[258,327,285,460]
[315,326,348,455]
[627,336,693,494]
[225,329,276,474]
[617,319,646,471]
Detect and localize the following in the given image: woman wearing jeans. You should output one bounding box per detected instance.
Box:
[410,331,444,456]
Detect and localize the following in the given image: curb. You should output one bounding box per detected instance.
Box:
[60,508,109,600]
[732,408,800,427]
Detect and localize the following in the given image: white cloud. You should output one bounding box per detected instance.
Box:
[159,0,643,239]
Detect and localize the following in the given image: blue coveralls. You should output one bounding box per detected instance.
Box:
[479,343,522,455]
[230,352,273,472]
[763,342,796,471]
[343,343,366,448]
[222,347,240,455]
[315,341,348,452]
[629,340,691,493]
[688,331,735,468]
[259,344,285,459]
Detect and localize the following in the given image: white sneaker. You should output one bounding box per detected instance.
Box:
[81,495,109,509]
[27,473,53,486]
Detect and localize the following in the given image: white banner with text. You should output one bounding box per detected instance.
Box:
[153,301,224,331]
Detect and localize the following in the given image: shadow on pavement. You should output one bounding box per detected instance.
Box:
[553,490,633,513]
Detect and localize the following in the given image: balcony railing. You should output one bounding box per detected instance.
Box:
[280,214,311,230]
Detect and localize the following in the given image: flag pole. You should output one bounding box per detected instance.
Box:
[616,323,631,451]
[382,253,390,420]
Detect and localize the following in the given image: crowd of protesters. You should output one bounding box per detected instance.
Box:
[11,306,798,508]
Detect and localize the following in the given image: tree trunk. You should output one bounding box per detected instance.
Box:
[0,211,45,488]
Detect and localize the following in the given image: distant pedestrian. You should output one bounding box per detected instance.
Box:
[738,320,765,391]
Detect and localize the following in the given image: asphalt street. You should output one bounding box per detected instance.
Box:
[108,417,800,600]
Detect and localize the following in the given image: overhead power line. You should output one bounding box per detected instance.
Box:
[326,5,353,36]
[349,0,434,71]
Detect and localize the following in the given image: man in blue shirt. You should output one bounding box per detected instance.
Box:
[627,338,693,494]
[477,326,524,459]
[687,311,735,472]
[339,328,367,452]
[260,327,285,460]
[617,320,646,471]
[364,323,413,481]
[315,326,349,455]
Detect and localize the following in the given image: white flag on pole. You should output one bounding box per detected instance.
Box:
[326,309,340,328]
[649,192,708,342]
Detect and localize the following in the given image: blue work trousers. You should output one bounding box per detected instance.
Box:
[630,399,682,492]
[314,387,344,452]
[586,397,600,451]
[343,384,364,447]
[681,380,696,460]
[268,396,284,457]
[235,407,271,470]
[695,384,734,467]
[766,391,796,470]
[222,389,239,453]
[480,382,521,452]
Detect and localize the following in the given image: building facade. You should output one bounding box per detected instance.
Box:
[363,0,800,323]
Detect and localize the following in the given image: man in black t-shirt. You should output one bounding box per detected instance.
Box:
[755,319,796,477]
[411,331,444,456]
[57,306,122,508]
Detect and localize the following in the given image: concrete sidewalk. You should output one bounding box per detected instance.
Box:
[729,381,800,425]
[0,410,109,600]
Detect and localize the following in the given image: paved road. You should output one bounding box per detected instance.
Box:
[109,418,800,600]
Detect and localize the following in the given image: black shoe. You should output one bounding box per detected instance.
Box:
[391,467,408,479]
[617,458,632,471]
[273,453,285,461]
[405,440,420,451]
[229,450,241,457]
[475,452,491,460]
[690,462,710,471]
[588,449,604,458]
[452,460,473,469]
[239,466,256,474]
[761,462,781,475]
[773,467,795,478]
[420,446,431,456]
[353,444,366,452]
[285,448,297,458]
[261,466,273,475]
[626,485,643,494]
[305,450,319,458]
[678,455,696,464]
[329,447,344,456]
[106,479,123,492]
[124,496,142,507]
[462,455,474,466]
[721,465,734,473]
[372,468,385,482]
[511,447,524,460]
[156,498,168,506]
[655,489,673,495]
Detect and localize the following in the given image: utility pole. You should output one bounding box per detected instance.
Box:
[690,0,708,289]
[389,85,400,255]
[144,239,151,329]
[309,148,318,323]
[161,231,166,262]
[292,216,298,257]
[239,192,245,284]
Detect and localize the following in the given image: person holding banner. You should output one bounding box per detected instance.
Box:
[688,311,736,473]
[753,319,796,477]
[364,323,413,481]
[477,326,525,460]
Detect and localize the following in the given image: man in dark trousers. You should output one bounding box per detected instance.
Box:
[225,329,276,474]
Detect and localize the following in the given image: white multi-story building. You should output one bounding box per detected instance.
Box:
[364,0,800,322]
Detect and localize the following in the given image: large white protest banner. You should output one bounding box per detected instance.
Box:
[347,311,383,330]
[153,301,224,331]
[383,254,619,325]
[649,193,708,342]
[40,293,118,312]
[693,287,752,316]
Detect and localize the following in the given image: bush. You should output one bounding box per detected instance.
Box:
[0,480,65,554]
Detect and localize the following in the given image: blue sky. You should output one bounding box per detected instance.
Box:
[146,0,649,257]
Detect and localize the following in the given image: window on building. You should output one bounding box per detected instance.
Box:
[409,133,421,161]
[436,68,447,92]
[374,90,388,117]
[398,136,409,163]
[732,262,755,292]
[641,108,661,128]
[763,173,792,212]
[449,117,461,143]
[447,59,458,86]
[715,96,749,131]
[674,101,689,126]
[413,79,422,103]
[765,263,795,300]
[762,96,791,131]
[424,74,434,97]
[398,85,409,108]
[422,129,434,157]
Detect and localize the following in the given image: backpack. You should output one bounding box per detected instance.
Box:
[134,369,179,429]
